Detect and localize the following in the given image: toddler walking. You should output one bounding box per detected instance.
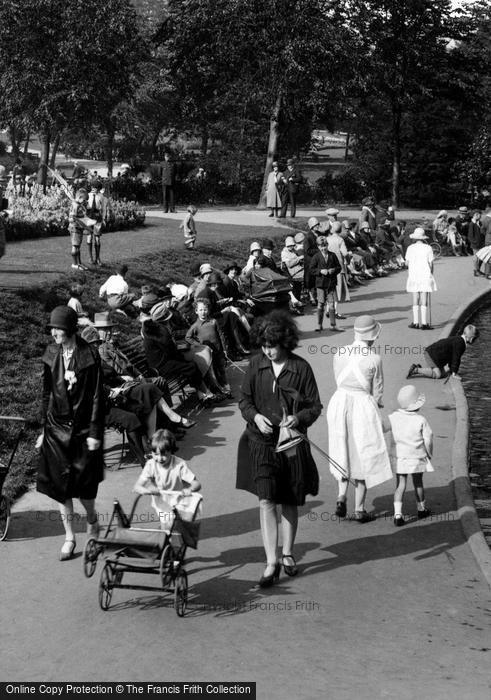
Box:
[180,205,198,250]
[388,385,433,526]
[134,429,201,529]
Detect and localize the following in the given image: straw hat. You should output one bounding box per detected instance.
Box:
[353,314,381,341]
[397,385,425,411]
[150,300,173,323]
[409,227,428,240]
[325,207,339,216]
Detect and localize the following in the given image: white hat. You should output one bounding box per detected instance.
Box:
[250,241,261,253]
[325,207,339,216]
[359,221,370,230]
[397,385,425,411]
[120,163,131,170]
[285,236,296,247]
[458,206,469,213]
[308,217,320,229]
[294,232,305,244]
[199,263,213,275]
[353,315,381,341]
[409,227,428,240]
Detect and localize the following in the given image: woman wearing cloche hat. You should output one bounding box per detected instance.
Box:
[35,306,105,560]
[326,315,392,522]
[387,385,434,525]
[405,227,437,330]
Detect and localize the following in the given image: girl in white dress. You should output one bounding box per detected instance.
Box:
[405,227,437,330]
[326,315,392,522]
[388,385,433,526]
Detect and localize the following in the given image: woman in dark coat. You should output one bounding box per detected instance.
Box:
[236,311,322,587]
[36,306,105,560]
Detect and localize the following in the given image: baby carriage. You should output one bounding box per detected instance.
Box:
[83,491,202,616]
[0,416,27,541]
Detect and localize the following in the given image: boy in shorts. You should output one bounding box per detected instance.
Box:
[69,188,90,270]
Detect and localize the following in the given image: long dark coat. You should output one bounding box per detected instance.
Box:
[37,336,105,504]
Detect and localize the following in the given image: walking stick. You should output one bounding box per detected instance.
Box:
[304,436,356,486]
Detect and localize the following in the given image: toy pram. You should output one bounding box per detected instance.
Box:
[0,416,27,541]
[83,491,202,616]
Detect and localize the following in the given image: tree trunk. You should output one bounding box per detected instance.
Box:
[344,132,350,162]
[391,107,401,208]
[257,91,282,209]
[23,131,30,156]
[200,126,209,157]
[38,130,50,192]
[9,126,20,159]
[105,124,115,179]
[49,132,60,169]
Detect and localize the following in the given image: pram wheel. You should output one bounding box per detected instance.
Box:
[159,544,174,589]
[83,537,99,578]
[99,562,115,610]
[174,570,188,617]
[0,494,10,541]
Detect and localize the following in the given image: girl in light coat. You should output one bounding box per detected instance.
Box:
[388,385,433,526]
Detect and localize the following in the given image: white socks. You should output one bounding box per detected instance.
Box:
[417,501,426,512]
[394,501,403,517]
[420,306,428,325]
[412,306,419,325]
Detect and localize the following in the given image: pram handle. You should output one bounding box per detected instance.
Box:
[0,416,26,422]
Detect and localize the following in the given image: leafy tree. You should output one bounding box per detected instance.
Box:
[0,0,144,184]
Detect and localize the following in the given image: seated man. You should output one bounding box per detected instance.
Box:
[407,325,479,379]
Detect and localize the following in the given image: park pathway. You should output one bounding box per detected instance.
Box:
[1,210,490,698]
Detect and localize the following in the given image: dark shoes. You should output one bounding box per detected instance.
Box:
[314,327,323,333]
[406,363,421,379]
[335,500,347,518]
[474,270,485,277]
[259,562,281,588]
[420,325,433,330]
[282,554,298,577]
[354,510,373,523]
[394,515,405,527]
[417,508,432,519]
[408,323,420,329]
[335,313,347,320]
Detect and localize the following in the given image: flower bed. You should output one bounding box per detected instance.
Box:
[5,190,146,242]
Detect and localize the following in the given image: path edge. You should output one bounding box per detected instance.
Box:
[444,287,491,588]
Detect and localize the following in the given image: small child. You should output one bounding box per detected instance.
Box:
[67,283,92,327]
[388,385,434,526]
[180,205,198,249]
[68,188,90,270]
[308,235,341,333]
[134,429,201,529]
[185,299,231,397]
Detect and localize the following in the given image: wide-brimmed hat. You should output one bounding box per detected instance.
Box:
[81,326,101,345]
[223,262,242,275]
[93,311,115,328]
[409,227,428,240]
[250,241,261,253]
[199,263,213,275]
[307,216,319,229]
[150,300,173,323]
[48,306,78,335]
[354,314,381,341]
[458,206,469,213]
[325,207,339,216]
[397,385,425,411]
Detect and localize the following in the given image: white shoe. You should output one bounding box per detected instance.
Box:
[71,264,79,269]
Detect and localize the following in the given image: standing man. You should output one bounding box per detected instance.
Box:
[161,152,176,213]
[280,158,302,218]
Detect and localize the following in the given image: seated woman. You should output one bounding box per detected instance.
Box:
[141,310,217,402]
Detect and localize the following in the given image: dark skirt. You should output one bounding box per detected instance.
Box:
[236,430,319,506]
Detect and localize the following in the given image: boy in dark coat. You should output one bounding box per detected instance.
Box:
[309,236,341,333]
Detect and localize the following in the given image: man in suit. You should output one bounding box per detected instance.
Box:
[279,158,302,218]
[161,152,176,213]
[407,325,479,379]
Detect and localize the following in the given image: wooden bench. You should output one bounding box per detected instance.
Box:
[117,336,189,402]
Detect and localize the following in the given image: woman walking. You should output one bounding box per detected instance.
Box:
[36,306,105,560]
[326,315,392,521]
[236,311,321,587]
[405,227,437,330]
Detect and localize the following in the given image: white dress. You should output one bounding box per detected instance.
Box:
[326,343,392,488]
[405,241,437,293]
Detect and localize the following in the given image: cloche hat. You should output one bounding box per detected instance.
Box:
[397,385,425,411]
[353,314,381,341]
[48,306,78,335]
[409,227,428,240]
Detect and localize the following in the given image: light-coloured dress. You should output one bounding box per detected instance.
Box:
[327,233,351,302]
[405,241,437,293]
[266,170,283,209]
[326,343,392,488]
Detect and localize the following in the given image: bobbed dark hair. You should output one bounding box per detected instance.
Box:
[249,310,299,351]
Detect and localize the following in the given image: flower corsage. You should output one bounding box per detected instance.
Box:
[64,369,77,391]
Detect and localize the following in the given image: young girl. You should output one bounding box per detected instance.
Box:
[134,429,201,528]
[388,385,434,526]
[180,205,198,249]
[67,283,93,327]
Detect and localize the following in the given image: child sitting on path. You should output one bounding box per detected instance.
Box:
[180,205,198,249]
[388,385,433,526]
[134,429,201,529]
